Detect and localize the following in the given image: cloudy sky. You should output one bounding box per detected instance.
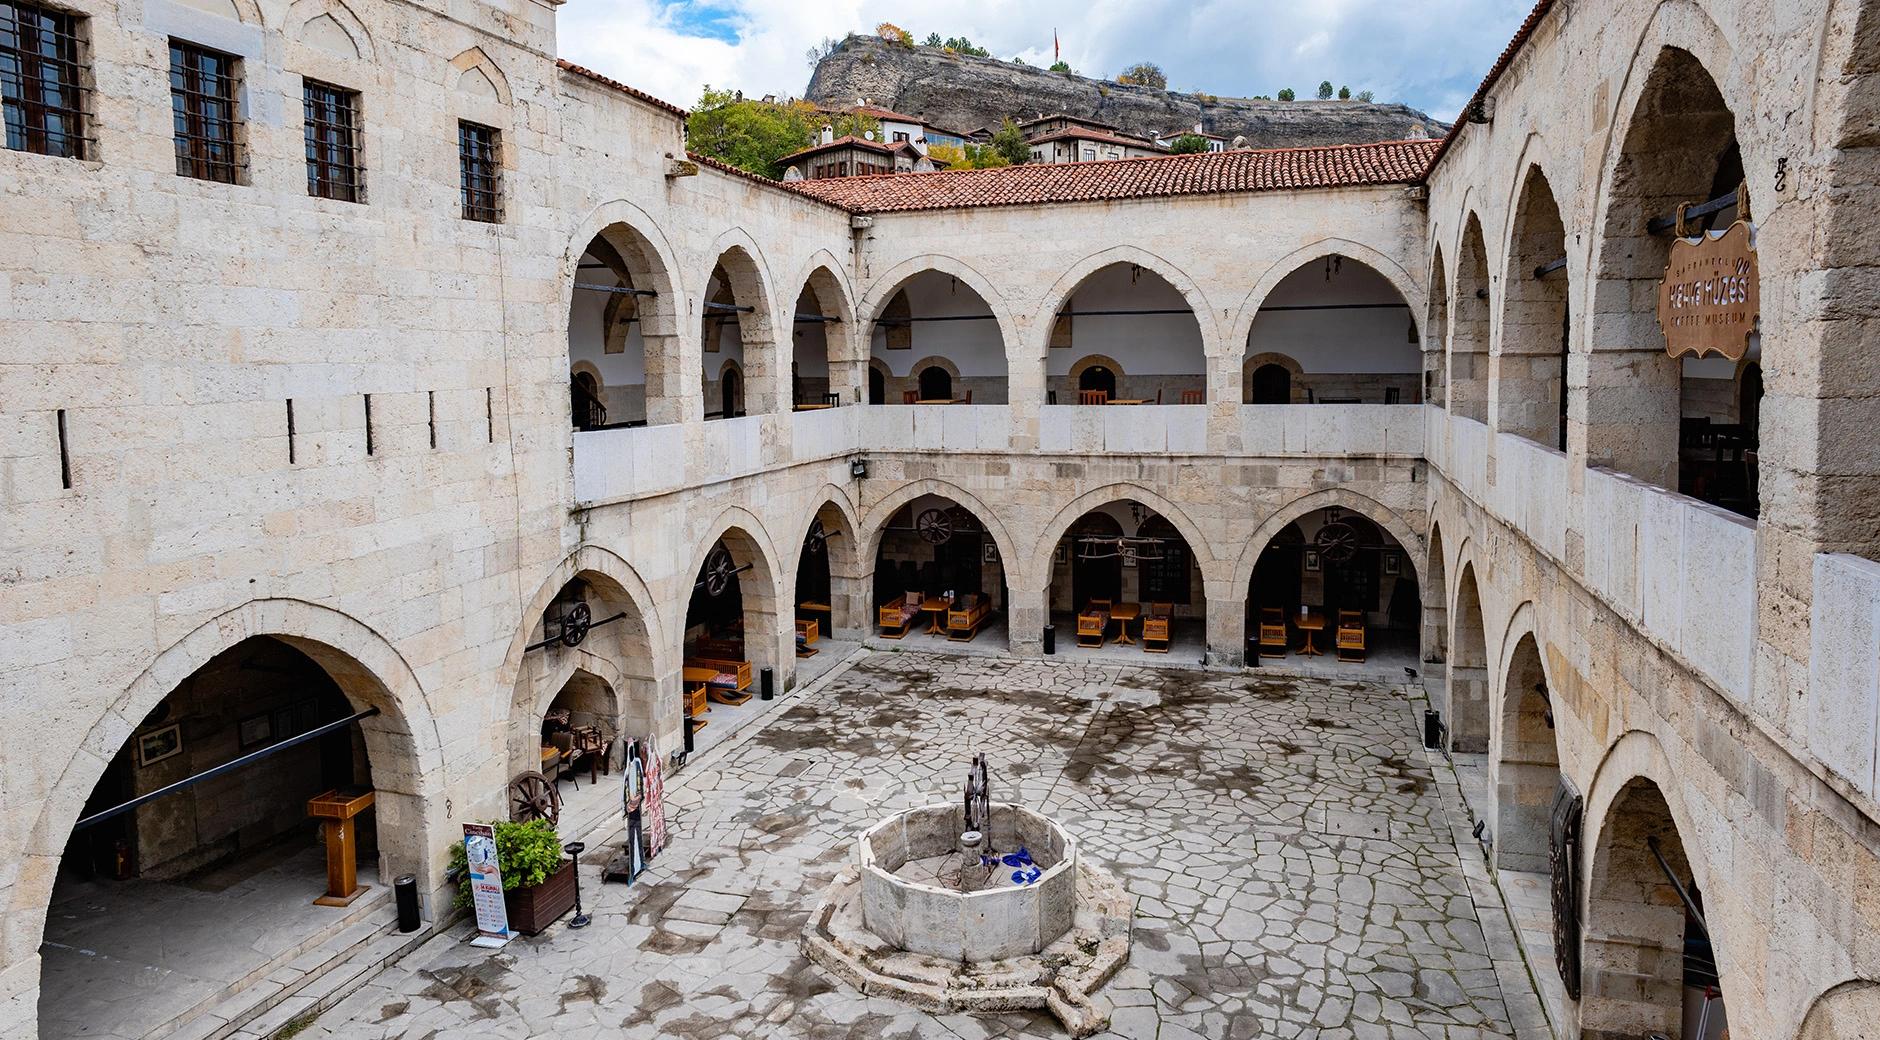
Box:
[555,0,1533,121]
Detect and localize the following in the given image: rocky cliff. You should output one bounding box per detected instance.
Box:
[806,37,1447,148]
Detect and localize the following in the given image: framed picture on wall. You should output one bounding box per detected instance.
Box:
[1304,549,1321,573]
[1054,543,1067,565]
[238,712,274,750]
[982,543,998,563]
[1383,552,1401,576]
[138,724,183,767]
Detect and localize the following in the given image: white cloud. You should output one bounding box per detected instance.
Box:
[555,0,1532,119]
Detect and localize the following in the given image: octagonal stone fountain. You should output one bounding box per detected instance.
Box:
[802,757,1133,1036]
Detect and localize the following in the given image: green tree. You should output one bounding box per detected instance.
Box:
[1277,87,1295,101]
[1050,60,1073,73]
[1167,133,1210,154]
[989,118,1031,165]
[943,36,990,57]
[1117,61,1168,89]
[923,32,943,47]
[687,88,819,178]
[929,142,1012,169]
[1316,80,1334,99]
[1356,90,1375,102]
[1338,85,1351,100]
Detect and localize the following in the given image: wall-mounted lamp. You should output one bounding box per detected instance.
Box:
[850,457,869,479]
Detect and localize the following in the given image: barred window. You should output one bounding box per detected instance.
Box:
[170,39,239,182]
[2,1,88,159]
[458,119,500,222]
[303,78,361,202]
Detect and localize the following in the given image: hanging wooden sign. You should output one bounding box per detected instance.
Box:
[1656,219,1759,361]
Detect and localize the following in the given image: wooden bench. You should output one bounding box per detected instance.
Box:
[1335,610,1367,662]
[794,618,818,645]
[684,684,709,730]
[1076,609,1108,648]
[946,594,991,641]
[1258,607,1289,658]
[1141,601,1172,654]
[877,592,921,638]
[685,655,751,691]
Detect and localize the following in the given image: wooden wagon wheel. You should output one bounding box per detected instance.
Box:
[804,519,829,555]
[508,770,561,824]
[915,508,954,545]
[558,601,592,648]
[1314,520,1362,564]
[702,546,738,597]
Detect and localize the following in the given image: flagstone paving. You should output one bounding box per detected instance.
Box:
[297,650,1535,1039]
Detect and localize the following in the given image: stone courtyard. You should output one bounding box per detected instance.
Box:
[293,651,1542,1040]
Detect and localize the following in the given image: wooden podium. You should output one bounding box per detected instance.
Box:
[307,787,374,907]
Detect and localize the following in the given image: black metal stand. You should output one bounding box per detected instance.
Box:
[564,842,591,928]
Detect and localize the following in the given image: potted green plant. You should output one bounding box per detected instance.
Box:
[448,818,575,935]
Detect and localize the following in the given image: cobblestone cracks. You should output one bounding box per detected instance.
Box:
[300,651,1529,1039]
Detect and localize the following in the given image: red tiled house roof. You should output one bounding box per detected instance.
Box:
[784,139,1440,214]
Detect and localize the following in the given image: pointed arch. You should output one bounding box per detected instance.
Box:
[287,0,374,61]
[1230,487,1423,597]
[861,479,1023,592]
[702,236,781,417]
[1490,603,1560,872]
[1228,237,1424,350]
[1034,483,1221,586]
[1451,213,1493,422]
[860,254,1021,380]
[1498,158,1571,450]
[449,46,511,107]
[1032,245,1221,358]
[1425,242,1450,408]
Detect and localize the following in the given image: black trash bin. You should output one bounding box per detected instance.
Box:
[1042,624,1055,655]
[760,667,774,701]
[1246,637,1260,666]
[394,873,421,933]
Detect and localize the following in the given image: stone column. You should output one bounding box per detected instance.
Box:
[1005,580,1046,657]
[1204,578,1246,666]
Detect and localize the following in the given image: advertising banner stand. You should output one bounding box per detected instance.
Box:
[462,823,511,948]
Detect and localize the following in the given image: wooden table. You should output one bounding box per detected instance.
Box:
[920,597,952,634]
[1106,398,1151,405]
[307,788,374,907]
[685,666,748,706]
[1295,610,1326,656]
[793,403,834,411]
[1110,602,1141,644]
[916,398,964,405]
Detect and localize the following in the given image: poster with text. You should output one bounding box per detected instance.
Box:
[463,823,511,946]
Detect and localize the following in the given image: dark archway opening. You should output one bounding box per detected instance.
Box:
[1250,363,1292,404]
[873,495,1006,645]
[1049,502,1204,656]
[1246,506,1419,667]
[917,365,953,402]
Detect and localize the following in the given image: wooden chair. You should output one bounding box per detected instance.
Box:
[547,729,586,789]
[877,592,921,638]
[1153,388,1163,404]
[822,392,841,407]
[1258,607,1289,658]
[903,390,920,404]
[960,389,972,404]
[684,685,709,730]
[1179,389,1204,405]
[794,618,819,645]
[946,593,991,641]
[1076,607,1109,648]
[684,654,752,690]
[1078,389,1109,405]
[1335,610,1367,662]
[1141,602,1172,654]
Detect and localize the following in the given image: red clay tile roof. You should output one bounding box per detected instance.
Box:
[1017,112,1122,133]
[556,59,689,119]
[683,151,857,212]
[1029,127,1163,150]
[784,140,1439,214]
[1422,0,1556,177]
[778,135,923,163]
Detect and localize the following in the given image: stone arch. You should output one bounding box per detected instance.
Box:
[1033,484,1221,586]
[287,0,374,61]
[1241,352,1306,404]
[1584,5,1744,491]
[1449,555,1490,752]
[861,479,1024,593]
[505,560,662,777]
[793,260,861,405]
[563,206,686,424]
[1425,517,1450,666]
[499,545,669,698]
[1490,603,1560,872]
[177,0,263,24]
[788,488,867,639]
[1451,213,1493,422]
[702,237,781,416]
[1231,487,1424,597]
[1426,242,1450,407]
[1580,728,1721,1040]
[13,600,448,964]
[1498,161,1571,451]
[1795,978,1880,1039]
[1032,245,1220,374]
[1065,352,1126,401]
[861,256,1021,401]
[684,506,790,688]
[1230,237,1424,349]
[449,46,511,107]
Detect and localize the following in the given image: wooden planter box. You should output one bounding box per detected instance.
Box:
[503,859,575,935]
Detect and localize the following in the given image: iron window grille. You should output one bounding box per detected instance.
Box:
[2,1,90,159]
[170,39,240,182]
[303,78,362,202]
[458,119,501,222]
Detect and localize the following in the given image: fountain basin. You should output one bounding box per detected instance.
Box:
[857,802,1077,962]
